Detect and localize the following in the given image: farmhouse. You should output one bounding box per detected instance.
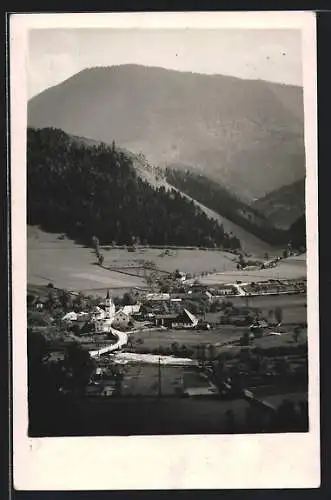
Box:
[122,304,141,316]
[154,308,199,329]
[171,290,212,302]
[93,318,113,334]
[62,311,90,322]
[27,292,46,310]
[153,313,178,328]
[146,293,170,301]
[90,306,106,321]
[112,309,131,329]
[211,284,238,297]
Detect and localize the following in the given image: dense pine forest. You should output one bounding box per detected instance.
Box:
[166,168,304,248]
[27,128,241,250]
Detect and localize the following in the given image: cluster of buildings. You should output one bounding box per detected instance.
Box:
[241,279,307,296]
[61,289,201,335]
[62,290,135,334]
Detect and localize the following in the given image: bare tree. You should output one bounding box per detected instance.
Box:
[92,235,100,256]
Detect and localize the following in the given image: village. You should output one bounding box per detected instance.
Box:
[27,248,308,435]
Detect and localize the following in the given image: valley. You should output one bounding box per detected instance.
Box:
[26,65,308,438]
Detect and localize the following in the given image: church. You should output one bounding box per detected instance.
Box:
[93,290,116,333]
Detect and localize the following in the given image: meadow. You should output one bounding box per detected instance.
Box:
[199,257,306,284]
[28,225,239,293]
[28,226,306,296]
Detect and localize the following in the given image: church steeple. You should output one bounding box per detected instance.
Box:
[104,289,115,319]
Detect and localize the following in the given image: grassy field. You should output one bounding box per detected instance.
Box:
[28,226,306,295]
[28,225,240,293]
[228,293,307,324]
[28,226,146,292]
[120,364,195,396]
[129,326,246,350]
[199,256,306,284]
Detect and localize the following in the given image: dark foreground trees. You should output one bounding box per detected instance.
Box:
[28,328,95,401]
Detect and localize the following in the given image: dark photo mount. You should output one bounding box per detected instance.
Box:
[5,6,327,498]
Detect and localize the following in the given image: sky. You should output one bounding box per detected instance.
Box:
[28,28,302,98]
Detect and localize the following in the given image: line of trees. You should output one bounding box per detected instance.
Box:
[27,127,241,250]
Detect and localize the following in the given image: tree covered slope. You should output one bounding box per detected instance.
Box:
[27,127,241,250]
[165,168,306,249]
[252,179,306,229]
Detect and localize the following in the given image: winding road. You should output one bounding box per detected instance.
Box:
[89,326,128,358]
[88,324,196,365]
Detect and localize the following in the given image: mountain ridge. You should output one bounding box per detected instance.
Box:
[31,64,304,97]
[28,64,305,201]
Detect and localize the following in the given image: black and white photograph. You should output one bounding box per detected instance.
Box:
[11,12,319,490]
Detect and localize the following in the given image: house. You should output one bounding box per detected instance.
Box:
[62,311,89,322]
[35,301,45,311]
[173,309,199,329]
[27,292,47,310]
[171,290,213,302]
[154,309,199,329]
[212,285,238,297]
[146,293,170,301]
[154,313,178,328]
[122,304,141,316]
[112,309,131,329]
[90,306,106,321]
[93,317,113,334]
[62,311,78,322]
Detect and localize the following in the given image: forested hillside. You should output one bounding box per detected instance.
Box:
[27,127,241,250]
[252,179,305,229]
[165,168,290,246]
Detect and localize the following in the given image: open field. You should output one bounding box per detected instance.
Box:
[120,364,208,396]
[129,326,246,350]
[28,227,146,292]
[227,293,307,324]
[28,226,306,295]
[100,247,238,274]
[199,256,306,285]
[28,225,240,292]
